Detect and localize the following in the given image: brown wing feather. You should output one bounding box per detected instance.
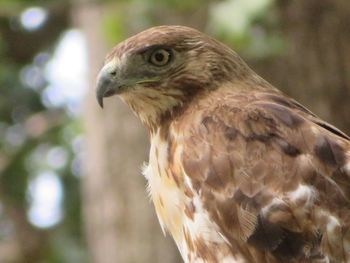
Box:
[176,88,350,262]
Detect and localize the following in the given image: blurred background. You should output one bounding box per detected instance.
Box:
[0,0,349,262]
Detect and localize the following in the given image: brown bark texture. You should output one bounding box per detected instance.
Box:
[276,0,350,133]
[252,0,350,134]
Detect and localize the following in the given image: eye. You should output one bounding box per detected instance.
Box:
[149,48,172,66]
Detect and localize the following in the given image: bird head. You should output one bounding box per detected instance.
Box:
[96,25,250,130]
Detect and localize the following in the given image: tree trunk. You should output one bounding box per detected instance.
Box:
[276,0,350,133]
[251,0,350,134]
[74,2,180,263]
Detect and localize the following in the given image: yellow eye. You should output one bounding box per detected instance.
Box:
[149,48,171,66]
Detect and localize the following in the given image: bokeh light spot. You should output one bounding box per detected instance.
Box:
[20,7,48,31]
[44,29,88,114]
[47,147,68,169]
[28,172,63,229]
[20,65,45,89]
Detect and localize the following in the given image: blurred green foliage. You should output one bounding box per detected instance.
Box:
[103,8,127,45]
[209,0,285,58]
[0,0,86,262]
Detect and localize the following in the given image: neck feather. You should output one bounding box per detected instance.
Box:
[120,88,189,132]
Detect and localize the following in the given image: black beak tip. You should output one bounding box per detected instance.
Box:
[96,68,119,108]
[96,77,105,109]
[97,94,104,108]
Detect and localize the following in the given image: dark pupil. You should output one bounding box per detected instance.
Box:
[155,52,165,62]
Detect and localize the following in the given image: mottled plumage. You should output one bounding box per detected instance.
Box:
[96,26,350,262]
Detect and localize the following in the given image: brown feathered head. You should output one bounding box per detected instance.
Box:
[96,26,253,129]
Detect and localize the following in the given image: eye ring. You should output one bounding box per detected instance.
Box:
[149,48,172,66]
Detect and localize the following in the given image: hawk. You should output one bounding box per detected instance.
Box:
[96,26,350,262]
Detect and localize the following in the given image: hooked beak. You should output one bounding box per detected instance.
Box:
[96,59,159,108]
[96,62,120,108]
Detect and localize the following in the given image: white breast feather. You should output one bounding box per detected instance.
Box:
[143,129,242,262]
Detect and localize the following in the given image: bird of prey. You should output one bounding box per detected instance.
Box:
[96,26,350,263]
